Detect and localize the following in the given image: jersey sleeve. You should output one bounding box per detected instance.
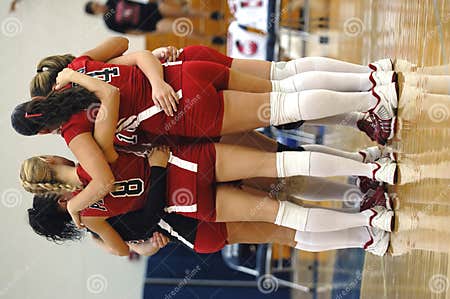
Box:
[60,111,94,146]
[67,56,92,72]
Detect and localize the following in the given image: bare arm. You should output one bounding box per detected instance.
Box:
[81,37,129,62]
[83,217,130,256]
[108,51,179,116]
[66,133,115,227]
[55,69,120,163]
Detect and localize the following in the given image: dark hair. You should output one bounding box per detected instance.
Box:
[85,1,95,15]
[11,87,100,136]
[30,54,75,97]
[28,194,83,243]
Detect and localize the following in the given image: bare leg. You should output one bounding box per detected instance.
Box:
[226,222,296,246]
[228,69,272,93]
[231,59,272,80]
[219,131,278,152]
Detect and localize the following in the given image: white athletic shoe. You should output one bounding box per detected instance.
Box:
[370,83,398,121]
[365,227,390,256]
[369,71,397,88]
[369,58,393,71]
[369,205,394,232]
[371,157,398,185]
[359,146,396,163]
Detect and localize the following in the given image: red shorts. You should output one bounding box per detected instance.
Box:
[139,61,229,141]
[179,45,233,68]
[166,143,218,221]
[194,222,228,253]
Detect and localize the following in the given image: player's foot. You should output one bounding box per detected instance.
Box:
[356,176,384,193]
[369,71,397,88]
[371,157,398,185]
[357,113,378,142]
[365,227,390,256]
[394,58,417,72]
[369,58,393,71]
[370,114,397,145]
[359,146,396,163]
[369,206,394,232]
[370,83,398,119]
[360,186,393,211]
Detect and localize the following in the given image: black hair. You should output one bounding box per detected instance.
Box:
[28,194,83,243]
[11,87,100,136]
[85,1,95,15]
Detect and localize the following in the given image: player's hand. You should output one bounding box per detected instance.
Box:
[148,146,170,168]
[55,68,76,90]
[164,46,181,62]
[150,232,169,248]
[151,80,179,117]
[67,201,85,229]
[154,46,181,62]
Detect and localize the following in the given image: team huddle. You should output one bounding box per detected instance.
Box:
[12,37,400,257]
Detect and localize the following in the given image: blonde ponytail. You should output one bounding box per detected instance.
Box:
[30,54,75,97]
[20,156,82,194]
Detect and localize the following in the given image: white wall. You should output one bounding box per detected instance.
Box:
[0,1,147,298]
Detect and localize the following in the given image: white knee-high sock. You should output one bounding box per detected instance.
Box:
[274,201,373,232]
[269,91,375,125]
[294,227,371,251]
[269,92,302,125]
[301,144,364,162]
[298,90,376,120]
[303,208,373,232]
[270,57,372,80]
[276,151,376,178]
[271,71,372,93]
[304,112,365,128]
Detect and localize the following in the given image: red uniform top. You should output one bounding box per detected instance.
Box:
[61,55,227,147]
[77,152,150,217]
[62,55,166,147]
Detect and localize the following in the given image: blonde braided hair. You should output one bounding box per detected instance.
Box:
[20,156,82,194]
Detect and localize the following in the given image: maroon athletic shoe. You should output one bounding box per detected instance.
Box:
[360,186,393,211]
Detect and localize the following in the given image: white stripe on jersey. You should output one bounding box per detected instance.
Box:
[158,219,194,249]
[168,153,198,172]
[164,204,198,214]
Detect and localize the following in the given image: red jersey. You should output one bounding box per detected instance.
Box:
[78,152,150,217]
[62,56,183,147]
